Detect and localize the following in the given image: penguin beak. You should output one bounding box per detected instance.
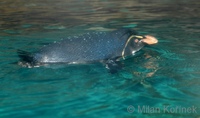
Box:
[141,35,158,45]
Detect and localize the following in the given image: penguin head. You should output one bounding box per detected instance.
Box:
[122,35,158,59]
[129,35,158,53]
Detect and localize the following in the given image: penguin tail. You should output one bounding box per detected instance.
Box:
[17,49,34,63]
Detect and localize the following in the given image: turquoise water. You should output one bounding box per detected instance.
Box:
[0,0,200,118]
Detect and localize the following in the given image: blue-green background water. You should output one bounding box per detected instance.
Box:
[0,0,200,118]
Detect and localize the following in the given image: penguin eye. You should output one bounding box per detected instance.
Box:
[134,39,139,43]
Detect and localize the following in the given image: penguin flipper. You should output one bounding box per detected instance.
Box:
[105,58,123,74]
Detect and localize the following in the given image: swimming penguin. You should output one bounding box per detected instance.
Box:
[18,28,158,72]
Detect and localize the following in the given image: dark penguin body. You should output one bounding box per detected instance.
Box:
[18,29,146,71]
